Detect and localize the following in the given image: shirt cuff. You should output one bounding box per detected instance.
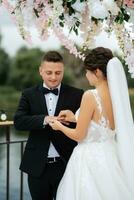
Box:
[43,116,48,127]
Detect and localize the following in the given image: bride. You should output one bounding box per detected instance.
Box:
[49,47,134,200]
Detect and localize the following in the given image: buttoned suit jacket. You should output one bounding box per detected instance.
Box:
[14,83,84,177]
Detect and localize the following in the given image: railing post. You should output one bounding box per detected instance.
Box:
[0,121,13,200]
[6,125,10,200]
[0,121,27,200]
[20,142,24,200]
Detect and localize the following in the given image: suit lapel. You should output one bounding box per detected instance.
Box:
[37,85,48,115]
[54,84,67,116]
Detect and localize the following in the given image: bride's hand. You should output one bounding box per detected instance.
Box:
[49,119,63,131]
[58,110,76,123]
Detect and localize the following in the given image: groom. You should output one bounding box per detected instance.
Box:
[14,51,83,200]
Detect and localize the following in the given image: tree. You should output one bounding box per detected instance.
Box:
[0,32,11,85]
[9,46,80,90]
[60,46,89,89]
[0,48,11,85]
[0,33,2,44]
[124,66,134,88]
[9,47,44,90]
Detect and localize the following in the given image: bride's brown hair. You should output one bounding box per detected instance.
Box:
[84,47,113,78]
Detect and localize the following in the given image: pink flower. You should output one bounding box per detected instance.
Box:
[2,0,17,24]
[124,0,134,8]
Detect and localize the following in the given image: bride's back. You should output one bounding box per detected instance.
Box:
[91,87,115,131]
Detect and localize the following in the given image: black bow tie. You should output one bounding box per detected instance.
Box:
[42,87,59,95]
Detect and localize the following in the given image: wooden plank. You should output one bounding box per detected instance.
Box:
[0,121,14,126]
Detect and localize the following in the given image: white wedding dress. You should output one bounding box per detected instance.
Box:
[56,89,134,200]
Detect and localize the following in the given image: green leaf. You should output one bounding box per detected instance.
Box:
[114,7,130,24]
[91,17,99,24]
[121,7,130,20]
[75,20,80,27]
[69,26,73,33]
[124,13,130,22]
[80,0,88,2]
[68,6,75,15]
[66,0,73,2]
[48,0,53,3]
[59,14,64,21]
[59,22,64,27]
[70,0,77,4]
[33,8,39,18]
[73,27,78,35]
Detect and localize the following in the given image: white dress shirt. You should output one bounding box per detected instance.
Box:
[43,83,60,158]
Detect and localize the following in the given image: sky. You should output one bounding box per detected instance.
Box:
[0,6,120,57]
[0,6,62,56]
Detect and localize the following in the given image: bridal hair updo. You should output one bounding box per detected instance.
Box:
[84,47,113,78]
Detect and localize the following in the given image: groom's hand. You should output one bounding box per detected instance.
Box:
[44,116,58,125]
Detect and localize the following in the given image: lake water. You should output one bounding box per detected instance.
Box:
[0,127,31,200]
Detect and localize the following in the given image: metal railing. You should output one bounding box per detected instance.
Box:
[0,121,27,200]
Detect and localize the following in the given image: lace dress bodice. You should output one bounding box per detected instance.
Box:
[77,89,116,144]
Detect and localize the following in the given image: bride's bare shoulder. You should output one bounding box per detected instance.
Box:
[83,89,96,97]
[81,90,96,106]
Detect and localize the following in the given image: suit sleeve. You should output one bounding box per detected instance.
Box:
[14,92,45,131]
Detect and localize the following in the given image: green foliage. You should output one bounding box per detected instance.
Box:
[125,68,134,88]
[61,46,83,76]
[9,47,44,90]
[63,67,75,85]
[60,46,84,87]
[0,48,11,85]
[8,46,78,89]
[0,33,2,44]
[130,90,134,118]
[0,86,21,120]
[115,7,130,24]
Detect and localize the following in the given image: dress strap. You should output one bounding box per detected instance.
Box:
[90,89,110,129]
[90,89,102,114]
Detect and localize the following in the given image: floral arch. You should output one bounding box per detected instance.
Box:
[0,0,134,77]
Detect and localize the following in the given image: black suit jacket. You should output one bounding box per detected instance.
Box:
[14,83,83,177]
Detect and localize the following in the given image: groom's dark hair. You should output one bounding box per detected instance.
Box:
[84,47,113,77]
[41,51,64,63]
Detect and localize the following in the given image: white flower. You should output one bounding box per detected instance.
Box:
[89,1,108,19]
[53,0,63,17]
[64,13,81,29]
[71,0,86,12]
[125,49,134,78]
[102,0,120,15]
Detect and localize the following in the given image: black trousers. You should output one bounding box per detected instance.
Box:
[28,160,66,200]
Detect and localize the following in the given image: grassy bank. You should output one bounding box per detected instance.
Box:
[0,86,21,120]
